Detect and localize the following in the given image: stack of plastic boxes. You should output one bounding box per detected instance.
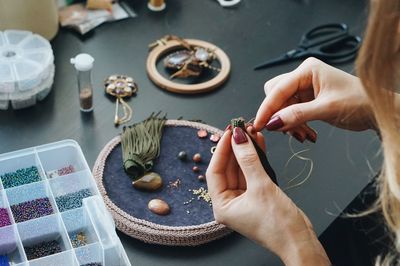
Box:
[0,30,55,110]
[0,140,131,266]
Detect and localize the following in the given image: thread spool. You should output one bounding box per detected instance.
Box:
[148,0,166,11]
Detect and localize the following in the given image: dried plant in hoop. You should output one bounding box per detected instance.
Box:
[147,35,231,94]
[164,48,219,79]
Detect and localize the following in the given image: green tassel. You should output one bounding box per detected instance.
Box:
[121,113,166,179]
[231,117,246,130]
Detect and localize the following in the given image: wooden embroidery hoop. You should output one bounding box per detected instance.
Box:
[146,38,231,94]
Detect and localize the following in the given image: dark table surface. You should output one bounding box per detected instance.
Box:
[0,0,382,265]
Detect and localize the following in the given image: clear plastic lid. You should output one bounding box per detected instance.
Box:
[0,30,54,93]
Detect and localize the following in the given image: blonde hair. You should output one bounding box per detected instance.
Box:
[356,0,400,264]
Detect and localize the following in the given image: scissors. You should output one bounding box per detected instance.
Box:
[254,23,362,70]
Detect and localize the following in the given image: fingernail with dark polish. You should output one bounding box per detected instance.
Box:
[225,124,232,131]
[293,132,305,143]
[233,127,248,144]
[265,116,284,131]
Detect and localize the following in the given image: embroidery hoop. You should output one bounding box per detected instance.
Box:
[146,39,231,94]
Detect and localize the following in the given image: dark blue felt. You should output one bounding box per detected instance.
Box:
[102,126,216,226]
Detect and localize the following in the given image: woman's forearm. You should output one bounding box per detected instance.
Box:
[280,236,330,266]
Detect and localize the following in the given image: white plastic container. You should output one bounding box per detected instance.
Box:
[0,30,55,110]
[0,140,131,266]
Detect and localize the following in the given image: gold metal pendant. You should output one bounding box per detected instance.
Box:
[104,75,138,126]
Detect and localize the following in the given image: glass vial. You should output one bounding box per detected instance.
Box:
[70,53,95,112]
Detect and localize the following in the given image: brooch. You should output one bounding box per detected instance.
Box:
[104,75,138,126]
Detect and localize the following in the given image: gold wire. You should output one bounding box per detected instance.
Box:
[114,97,133,126]
[283,136,314,191]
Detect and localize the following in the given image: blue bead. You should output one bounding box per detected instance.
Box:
[55,189,92,212]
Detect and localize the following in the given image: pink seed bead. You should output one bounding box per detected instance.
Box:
[192,153,202,163]
[0,208,11,227]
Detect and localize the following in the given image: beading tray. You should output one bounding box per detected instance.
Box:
[0,140,130,266]
[93,120,232,246]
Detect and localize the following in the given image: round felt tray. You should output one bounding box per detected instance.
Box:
[93,120,232,246]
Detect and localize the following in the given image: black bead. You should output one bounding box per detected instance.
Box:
[178,151,187,160]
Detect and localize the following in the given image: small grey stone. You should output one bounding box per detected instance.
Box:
[178,151,187,161]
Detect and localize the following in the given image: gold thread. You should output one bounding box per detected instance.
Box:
[283,136,314,191]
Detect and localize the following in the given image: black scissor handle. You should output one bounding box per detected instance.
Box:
[299,23,349,49]
[308,35,362,62]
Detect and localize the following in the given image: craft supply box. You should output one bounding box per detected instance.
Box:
[0,140,131,266]
[0,30,55,110]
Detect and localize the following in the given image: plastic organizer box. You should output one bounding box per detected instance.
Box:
[0,140,131,266]
[0,30,55,110]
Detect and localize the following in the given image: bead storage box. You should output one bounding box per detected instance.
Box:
[0,30,55,110]
[0,140,131,266]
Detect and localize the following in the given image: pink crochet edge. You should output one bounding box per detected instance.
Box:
[92,120,232,246]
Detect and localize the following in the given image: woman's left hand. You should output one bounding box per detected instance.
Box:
[206,126,330,265]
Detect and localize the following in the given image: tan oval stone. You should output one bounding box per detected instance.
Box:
[132,172,162,191]
[148,199,170,215]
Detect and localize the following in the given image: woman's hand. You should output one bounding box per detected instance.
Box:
[253,58,375,142]
[206,126,330,265]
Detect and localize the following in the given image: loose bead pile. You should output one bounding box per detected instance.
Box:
[183,197,195,205]
[24,240,62,260]
[55,189,92,212]
[47,165,75,179]
[189,187,212,207]
[57,165,75,176]
[11,198,53,223]
[1,166,41,189]
[177,150,207,183]
[70,231,88,248]
[167,178,181,192]
[0,208,11,227]
[0,255,9,266]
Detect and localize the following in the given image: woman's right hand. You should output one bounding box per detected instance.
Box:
[253,58,375,142]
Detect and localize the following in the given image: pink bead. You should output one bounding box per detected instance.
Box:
[197,129,208,139]
[192,153,202,163]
